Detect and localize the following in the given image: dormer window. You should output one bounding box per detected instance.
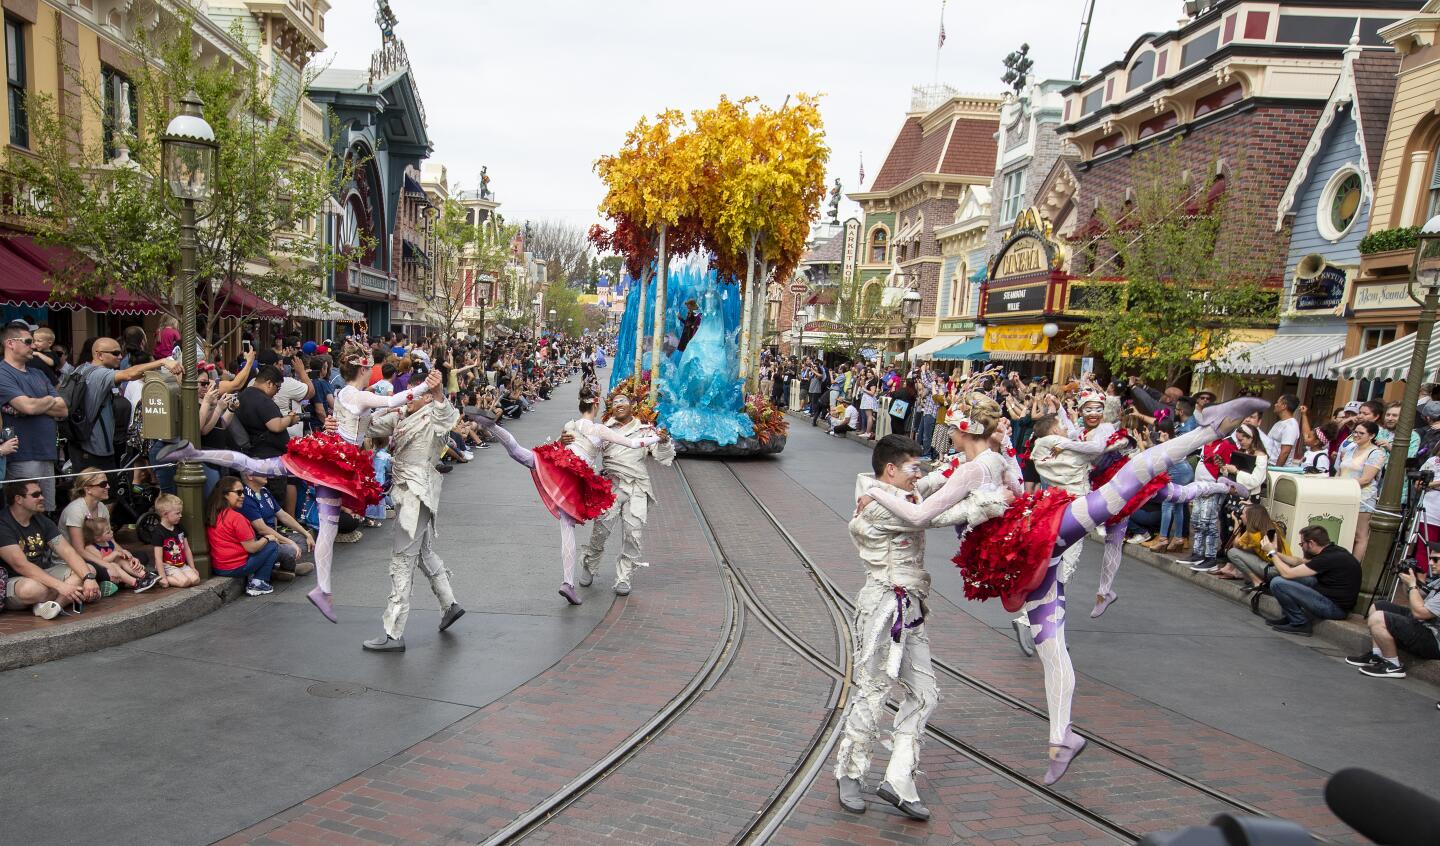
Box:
[1127,51,1156,92]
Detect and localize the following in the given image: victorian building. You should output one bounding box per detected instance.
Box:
[847,87,1001,362]
[309,33,433,333]
[1333,1,1440,399]
[1006,0,1421,385]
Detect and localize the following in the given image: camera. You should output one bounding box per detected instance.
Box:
[1407,468,1435,486]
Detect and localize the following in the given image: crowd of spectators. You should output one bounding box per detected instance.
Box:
[0,315,606,619]
[763,351,1440,673]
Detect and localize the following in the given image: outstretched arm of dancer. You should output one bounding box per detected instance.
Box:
[863,460,991,526]
[346,370,440,410]
[576,419,660,450]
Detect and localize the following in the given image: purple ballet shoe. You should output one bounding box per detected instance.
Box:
[1042,728,1087,785]
[558,583,582,605]
[1090,592,1118,618]
[307,586,337,623]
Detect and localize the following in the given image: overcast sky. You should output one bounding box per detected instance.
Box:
[318,0,1187,231]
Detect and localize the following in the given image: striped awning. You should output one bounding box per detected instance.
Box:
[1205,333,1345,380]
[908,335,965,361]
[1332,333,1440,383]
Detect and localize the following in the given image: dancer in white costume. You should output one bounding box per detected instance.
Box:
[361,391,466,652]
[835,431,1009,819]
[158,362,439,622]
[862,395,1266,784]
[473,391,661,605]
[577,394,675,596]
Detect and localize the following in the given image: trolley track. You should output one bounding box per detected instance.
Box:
[718,457,1337,843]
[677,458,1138,844]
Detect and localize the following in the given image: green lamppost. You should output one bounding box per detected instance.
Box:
[162,91,218,574]
[1363,214,1440,597]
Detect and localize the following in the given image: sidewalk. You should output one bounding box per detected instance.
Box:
[787,407,1440,686]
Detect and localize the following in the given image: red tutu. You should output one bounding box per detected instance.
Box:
[531,441,616,524]
[954,486,1075,613]
[282,432,385,514]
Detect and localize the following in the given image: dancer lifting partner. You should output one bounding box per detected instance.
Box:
[158,361,441,622]
[361,390,467,652]
[472,390,662,605]
[576,393,674,596]
[862,395,1265,785]
[837,430,1012,820]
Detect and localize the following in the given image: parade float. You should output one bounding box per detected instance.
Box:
[591,95,828,457]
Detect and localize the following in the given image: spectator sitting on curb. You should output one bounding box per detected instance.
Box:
[239,470,315,583]
[149,494,200,588]
[1260,525,1362,637]
[205,477,279,597]
[1347,550,1440,679]
[1218,502,1289,591]
[0,479,103,618]
[60,468,153,592]
[828,401,859,437]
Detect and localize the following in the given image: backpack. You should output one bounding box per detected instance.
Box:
[57,365,103,454]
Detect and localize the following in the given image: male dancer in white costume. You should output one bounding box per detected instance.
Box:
[577,394,675,596]
[1056,391,1132,617]
[361,392,465,652]
[835,432,1009,820]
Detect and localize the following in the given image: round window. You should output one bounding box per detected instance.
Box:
[1322,169,1363,239]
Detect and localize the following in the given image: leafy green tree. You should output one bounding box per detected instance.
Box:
[4,17,346,350]
[420,197,476,340]
[1072,143,1276,384]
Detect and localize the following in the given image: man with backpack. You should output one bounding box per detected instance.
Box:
[63,338,179,471]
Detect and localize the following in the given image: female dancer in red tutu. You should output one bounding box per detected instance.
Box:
[159,361,441,622]
[473,391,662,605]
[862,394,1264,784]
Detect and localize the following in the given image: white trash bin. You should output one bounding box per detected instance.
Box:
[1262,470,1360,553]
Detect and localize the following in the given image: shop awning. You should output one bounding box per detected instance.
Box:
[934,336,989,362]
[908,335,964,361]
[294,296,365,322]
[215,281,284,320]
[1204,332,1345,380]
[1332,334,1440,383]
[0,236,159,314]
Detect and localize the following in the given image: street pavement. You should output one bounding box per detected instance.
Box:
[773,416,1440,792]
[0,374,616,846]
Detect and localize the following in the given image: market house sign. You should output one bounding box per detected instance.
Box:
[988,207,1065,281]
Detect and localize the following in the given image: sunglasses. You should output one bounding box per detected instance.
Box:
[88,481,110,489]
[26,491,44,499]
[7,337,32,346]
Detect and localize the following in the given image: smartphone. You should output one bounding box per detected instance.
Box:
[242,340,253,353]
[0,427,15,442]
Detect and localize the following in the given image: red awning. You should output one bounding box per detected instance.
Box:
[0,235,160,314]
[214,281,285,320]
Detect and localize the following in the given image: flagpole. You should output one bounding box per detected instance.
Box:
[933,0,946,83]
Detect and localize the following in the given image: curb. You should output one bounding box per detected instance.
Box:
[788,407,1440,685]
[0,577,243,672]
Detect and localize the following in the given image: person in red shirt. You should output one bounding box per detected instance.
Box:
[205,478,279,597]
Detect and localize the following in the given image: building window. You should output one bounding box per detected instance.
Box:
[1318,166,1363,241]
[868,227,888,264]
[1356,326,1396,401]
[1127,50,1156,91]
[102,65,136,161]
[948,265,967,317]
[1000,169,1027,223]
[1427,150,1440,222]
[5,17,26,149]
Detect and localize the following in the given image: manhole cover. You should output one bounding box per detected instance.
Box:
[307,682,367,698]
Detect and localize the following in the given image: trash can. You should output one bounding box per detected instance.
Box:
[1262,470,1360,553]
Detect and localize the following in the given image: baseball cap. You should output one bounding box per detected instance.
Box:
[1342,401,1362,414]
[1419,400,1440,422]
[301,340,317,355]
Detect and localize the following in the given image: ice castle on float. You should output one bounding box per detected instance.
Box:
[610,257,779,454]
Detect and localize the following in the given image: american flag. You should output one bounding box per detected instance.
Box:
[938,0,947,48]
[858,154,865,186]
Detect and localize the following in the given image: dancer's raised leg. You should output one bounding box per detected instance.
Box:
[474,417,536,469]
[156,441,287,477]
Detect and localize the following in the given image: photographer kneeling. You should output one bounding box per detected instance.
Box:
[1347,548,1440,679]
[1259,525,1361,637]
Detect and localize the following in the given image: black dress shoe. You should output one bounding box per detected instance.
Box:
[876,782,930,821]
[1262,615,1288,627]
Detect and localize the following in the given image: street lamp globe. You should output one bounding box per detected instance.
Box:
[1415,214,1440,294]
[162,91,217,202]
[901,288,923,321]
[1042,322,1060,338]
